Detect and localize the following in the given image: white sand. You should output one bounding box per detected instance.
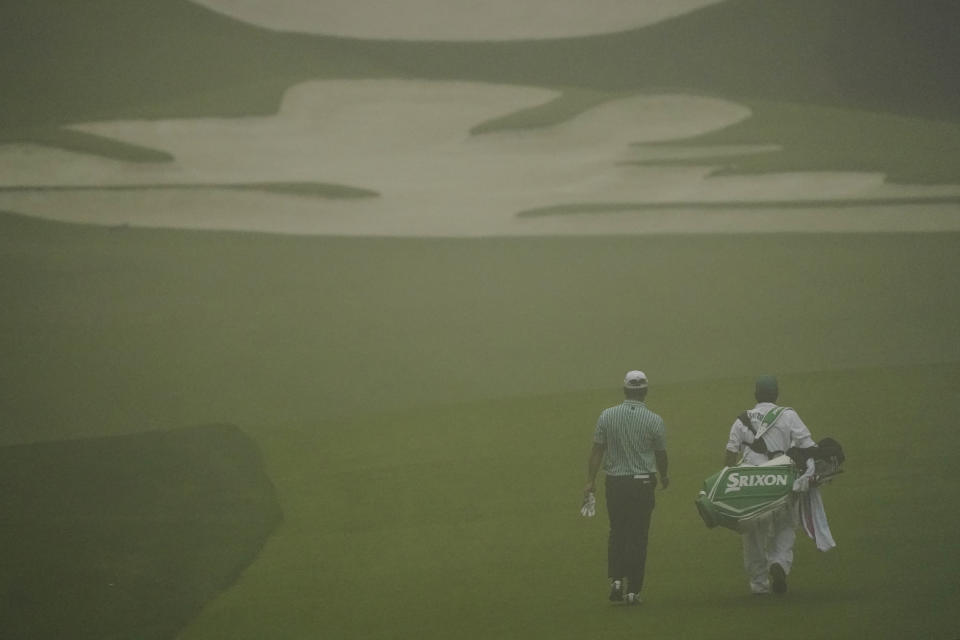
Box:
[188,0,725,41]
[1,79,958,237]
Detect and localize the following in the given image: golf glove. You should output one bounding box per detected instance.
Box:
[580,491,596,517]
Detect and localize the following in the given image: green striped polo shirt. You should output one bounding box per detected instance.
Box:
[593,400,666,476]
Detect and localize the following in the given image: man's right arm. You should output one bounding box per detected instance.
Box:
[655,449,670,489]
[724,450,739,467]
[725,419,744,467]
[585,442,604,496]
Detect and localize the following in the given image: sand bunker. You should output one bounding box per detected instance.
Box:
[1,79,959,237]
[188,0,725,41]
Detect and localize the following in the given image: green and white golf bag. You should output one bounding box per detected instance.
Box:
[695,458,797,532]
[695,438,845,533]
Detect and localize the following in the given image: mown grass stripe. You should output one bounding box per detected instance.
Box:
[0,182,380,199]
[517,197,960,217]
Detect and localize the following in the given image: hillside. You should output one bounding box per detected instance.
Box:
[2,0,957,132]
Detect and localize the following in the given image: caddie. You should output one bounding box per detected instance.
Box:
[724,375,816,595]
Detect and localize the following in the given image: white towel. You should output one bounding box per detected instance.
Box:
[796,486,836,551]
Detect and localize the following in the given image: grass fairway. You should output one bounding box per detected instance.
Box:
[1,212,958,637]
[179,365,960,640]
[4,211,960,442]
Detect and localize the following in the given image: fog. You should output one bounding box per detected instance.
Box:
[2,1,959,639]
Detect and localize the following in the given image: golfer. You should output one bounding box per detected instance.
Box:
[724,375,816,595]
[584,370,669,605]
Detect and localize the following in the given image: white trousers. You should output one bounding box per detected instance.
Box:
[740,507,795,594]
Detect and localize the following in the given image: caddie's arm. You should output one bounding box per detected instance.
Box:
[655,449,670,489]
[789,410,817,449]
[585,442,604,497]
[725,420,744,468]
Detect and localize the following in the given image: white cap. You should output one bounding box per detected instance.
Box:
[623,370,648,389]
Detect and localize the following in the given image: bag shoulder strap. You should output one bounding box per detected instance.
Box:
[737,411,755,435]
[734,406,792,465]
[761,405,788,427]
[755,406,791,440]
[738,406,789,431]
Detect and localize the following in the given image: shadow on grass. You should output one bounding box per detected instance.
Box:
[658,585,864,613]
[0,424,283,640]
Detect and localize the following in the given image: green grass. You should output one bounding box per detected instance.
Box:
[178,365,960,640]
[3,211,959,442]
[517,197,960,218]
[0,182,380,199]
[0,424,282,640]
[470,88,630,135]
[638,100,960,184]
[231,182,379,199]
[0,127,175,163]
[1,212,959,637]
[6,0,958,130]
[512,99,960,217]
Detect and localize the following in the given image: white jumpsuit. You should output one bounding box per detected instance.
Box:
[726,403,816,594]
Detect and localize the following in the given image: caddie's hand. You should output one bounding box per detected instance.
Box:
[660,476,670,490]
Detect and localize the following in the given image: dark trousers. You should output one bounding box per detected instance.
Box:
[605,475,656,593]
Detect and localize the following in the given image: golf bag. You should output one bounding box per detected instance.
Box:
[695,438,845,533]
